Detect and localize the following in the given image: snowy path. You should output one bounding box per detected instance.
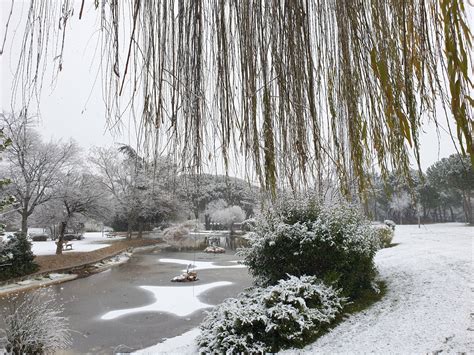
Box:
[138,223,473,354]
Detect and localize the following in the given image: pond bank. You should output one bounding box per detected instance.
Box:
[0,239,165,296]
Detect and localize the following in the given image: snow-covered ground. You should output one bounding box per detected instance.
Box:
[0,273,78,297]
[30,232,124,256]
[137,223,473,354]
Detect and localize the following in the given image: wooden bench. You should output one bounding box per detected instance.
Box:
[55,242,73,250]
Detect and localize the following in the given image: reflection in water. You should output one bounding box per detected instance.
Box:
[159,258,246,272]
[205,234,249,251]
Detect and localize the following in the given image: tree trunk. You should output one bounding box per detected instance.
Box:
[204,214,211,230]
[127,218,133,239]
[449,206,455,222]
[363,199,370,218]
[137,220,143,239]
[466,191,473,225]
[56,221,67,255]
[21,212,28,234]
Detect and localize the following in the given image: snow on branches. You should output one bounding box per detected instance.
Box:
[0,290,72,354]
[197,275,345,353]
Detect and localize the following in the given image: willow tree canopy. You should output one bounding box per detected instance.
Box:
[4,0,473,196]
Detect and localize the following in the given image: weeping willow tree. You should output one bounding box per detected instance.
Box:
[3,0,473,197]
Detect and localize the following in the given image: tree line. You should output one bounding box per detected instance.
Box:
[367,155,473,225]
[0,112,259,254]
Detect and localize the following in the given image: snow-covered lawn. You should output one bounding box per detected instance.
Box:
[31,232,125,256]
[137,223,473,354]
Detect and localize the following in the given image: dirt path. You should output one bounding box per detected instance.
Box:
[34,239,162,274]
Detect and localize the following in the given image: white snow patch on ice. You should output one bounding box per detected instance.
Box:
[101,281,233,320]
[159,258,246,272]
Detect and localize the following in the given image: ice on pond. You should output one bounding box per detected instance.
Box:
[101,281,233,320]
[159,258,246,272]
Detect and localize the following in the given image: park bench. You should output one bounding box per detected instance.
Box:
[55,241,73,250]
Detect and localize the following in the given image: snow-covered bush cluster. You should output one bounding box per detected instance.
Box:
[0,290,72,354]
[197,275,345,353]
[239,197,379,298]
[373,225,394,248]
[0,232,38,281]
[163,225,190,241]
[162,221,207,250]
[210,205,245,227]
[384,219,396,230]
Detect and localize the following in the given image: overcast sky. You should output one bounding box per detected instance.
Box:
[1,0,472,173]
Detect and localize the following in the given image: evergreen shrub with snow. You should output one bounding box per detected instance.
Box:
[373,225,394,248]
[0,290,72,354]
[383,219,396,230]
[0,232,38,281]
[239,197,379,298]
[197,275,345,353]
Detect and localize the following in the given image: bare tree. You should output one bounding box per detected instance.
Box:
[0,128,15,224]
[90,146,177,238]
[53,171,109,254]
[0,112,78,234]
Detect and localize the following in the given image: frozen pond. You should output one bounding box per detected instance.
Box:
[0,248,252,354]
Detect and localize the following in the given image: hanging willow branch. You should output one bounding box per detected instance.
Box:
[3,0,473,197]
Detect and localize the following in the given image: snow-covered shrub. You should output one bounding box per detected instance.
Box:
[162,222,206,250]
[384,219,396,230]
[197,275,345,353]
[163,225,190,240]
[0,290,72,354]
[239,197,379,298]
[373,225,394,248]
[162,225,191,249]
[241,218,256,231]
[0,232,38,281]
[205,199,228,216]
[0,239,13,269]
[211,206,246,227]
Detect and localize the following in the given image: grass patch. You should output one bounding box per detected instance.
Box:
[343,280,387,315]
